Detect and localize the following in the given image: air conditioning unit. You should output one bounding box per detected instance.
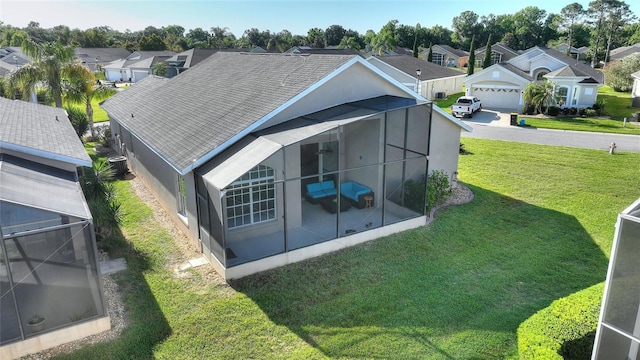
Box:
[435,92,446,99]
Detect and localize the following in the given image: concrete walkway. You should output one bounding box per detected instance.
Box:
[460,110,640,153]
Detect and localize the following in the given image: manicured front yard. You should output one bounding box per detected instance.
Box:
[59,139,640,359]
[521,116,640,135]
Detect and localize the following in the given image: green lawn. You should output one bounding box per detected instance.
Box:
[59,139,640,359]
[521,86,639,134]
[521,116,640,135]
[66,97,110,123]
[434,91,464,114]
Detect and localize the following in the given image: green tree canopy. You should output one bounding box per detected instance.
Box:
[482,34,493,68]
[604,53,640,91]
[467,35,476,75]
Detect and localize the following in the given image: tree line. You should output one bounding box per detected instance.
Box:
[0,0,638,63]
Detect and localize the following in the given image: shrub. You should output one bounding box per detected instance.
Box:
[517,283,603,359]
[579,108,587,117]
[36,87,52,105]
[594,98,606,115]
[585,109,598,117]
[81,159,121,239]
[547,106,560,116]
[65,106,89,140]
[569,107,578,115]
[426,169,451,210]
[522,104,535,115]
[403,175,426,213]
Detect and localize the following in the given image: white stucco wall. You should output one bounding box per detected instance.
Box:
[421,75,465,100]
[428,110,463,184]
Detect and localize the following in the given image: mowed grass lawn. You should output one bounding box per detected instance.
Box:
[60,139,640,359]
[520,86,640,135]
[66,97,110,123]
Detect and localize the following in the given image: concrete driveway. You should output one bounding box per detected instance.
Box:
[458,109,514,127]
[460,109,640,153]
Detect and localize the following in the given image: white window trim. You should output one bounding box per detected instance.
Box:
[177,175,187,220]
[226,165,276,229]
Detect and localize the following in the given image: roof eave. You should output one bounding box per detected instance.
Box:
[0,141,92,168]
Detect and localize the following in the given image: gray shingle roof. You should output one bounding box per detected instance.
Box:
[434,45,468,58]
[75,48,131,63]
[498,63,533,81]
[0,98,91,166]
[540,47,604,83]
[102,52,357,172]
[371,54,464,80]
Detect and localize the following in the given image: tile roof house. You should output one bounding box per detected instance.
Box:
[0,98,109,358]
[420,44,469,67]
[102,52,471,280]
[365,54,466,100]
[103,50,176,82]
[464,46,603,110]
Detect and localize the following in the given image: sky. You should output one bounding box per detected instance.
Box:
[1,0,639,37]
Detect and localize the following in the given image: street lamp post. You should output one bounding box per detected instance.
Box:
[415,69,421,94]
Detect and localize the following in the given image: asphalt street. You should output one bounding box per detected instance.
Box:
[459,110,640,153]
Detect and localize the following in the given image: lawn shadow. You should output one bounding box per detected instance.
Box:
[231,185,609,358]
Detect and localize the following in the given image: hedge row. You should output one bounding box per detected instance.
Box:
[517,282,604,359]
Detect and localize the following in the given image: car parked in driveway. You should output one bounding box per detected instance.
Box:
[451,96,482,118]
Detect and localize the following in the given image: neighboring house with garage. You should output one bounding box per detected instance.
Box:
[365,54,465,99]
[463,46,603,111]
[103,50,175,82]
[0,98,109,358]
[102,52,471,280]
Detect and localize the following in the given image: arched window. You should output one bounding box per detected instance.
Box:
[536,71,548,81]
[226,165,276,228]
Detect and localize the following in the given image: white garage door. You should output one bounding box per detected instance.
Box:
[472,88,520,110]
[132,71,150,82]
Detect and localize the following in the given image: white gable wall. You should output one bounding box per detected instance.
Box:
[428,110,463,183]
[365,57,417,91]
[258,62,416,130]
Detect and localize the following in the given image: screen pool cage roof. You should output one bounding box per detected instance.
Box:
[0,154,91,230]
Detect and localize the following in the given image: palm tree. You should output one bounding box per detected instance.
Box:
[6,39,75,107]
[522,81,559,114]
[63,63,116,138]
[152,61,168,76]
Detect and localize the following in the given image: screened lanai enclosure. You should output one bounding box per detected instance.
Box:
[592,198,640,359]
[195,96,432,267]
[0,155,105,345]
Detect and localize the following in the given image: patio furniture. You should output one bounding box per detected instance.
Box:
[320,196,351,214]
[340,181,374,209]
[305,180,337,203]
